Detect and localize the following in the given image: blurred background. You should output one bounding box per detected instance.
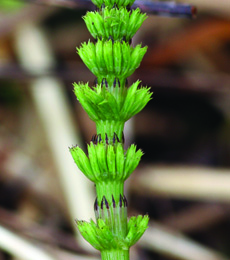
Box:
[0,0,230,260]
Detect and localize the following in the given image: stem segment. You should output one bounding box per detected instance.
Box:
[101,250,129,260]
[96,181,124,204]
[96,120,124,142]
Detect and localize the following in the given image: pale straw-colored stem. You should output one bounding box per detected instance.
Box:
[132,166,230,202]
[140,222,228,260]
[14,23,95,250]
[0,225,55,260]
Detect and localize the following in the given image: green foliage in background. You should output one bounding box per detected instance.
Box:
[0,0,24,11]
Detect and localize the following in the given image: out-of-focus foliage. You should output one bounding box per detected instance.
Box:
[0,0,24,11]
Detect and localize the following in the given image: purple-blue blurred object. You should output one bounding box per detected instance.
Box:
[133,1,197,18]
[25,0,197,18]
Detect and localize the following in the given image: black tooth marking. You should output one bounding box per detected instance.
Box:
[122,132,125,144]
[108,35,113,42]
[117,78,120,88]
[101,78,108,88]
[113,133,116,144]
[103,78,108,88]
[98,134,102,143]
[91,134,96,143]
[104,197,109,209]
[123,195,128,207]
[95,134,98,144]
[113,132,119,143]
[113,78,117,88]
[119,194,123,208]
[112,195,116,208]
[96,134,100,144]
[115,133,120,142]
[69,144,77,150]
[122,36,126,42]
[94,197,98,211]
[101,197,105,210]
[105,133,108,145]
[94,78,98,86]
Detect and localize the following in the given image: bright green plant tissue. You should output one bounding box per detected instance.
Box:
[70,1,152,259]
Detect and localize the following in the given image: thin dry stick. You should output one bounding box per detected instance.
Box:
[0,225,55,260]
[140,223,229,260]
[132,166,230,201]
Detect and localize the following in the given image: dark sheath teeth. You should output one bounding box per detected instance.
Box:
[113,78,117,88]
[113,133,116,144]
[101,197,104,209]
[113,133,120,143]
[108,36,114,43]
[119,194,123,208]
[112,195,116,208]
[91,134,96,143]
[123,195,128,207]
[105,133,108,144]
[122,132,125,144]
[104,197,109,209]
[94,197,98,211]
[102,78,108,88]
[122,36,126,42]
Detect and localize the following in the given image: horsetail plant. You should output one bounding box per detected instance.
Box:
[70,1,152,259]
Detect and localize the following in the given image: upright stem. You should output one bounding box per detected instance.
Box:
[71,1,150,257]
[96,120,124,141]
[101,250,129,260]
[95,181,124,204]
